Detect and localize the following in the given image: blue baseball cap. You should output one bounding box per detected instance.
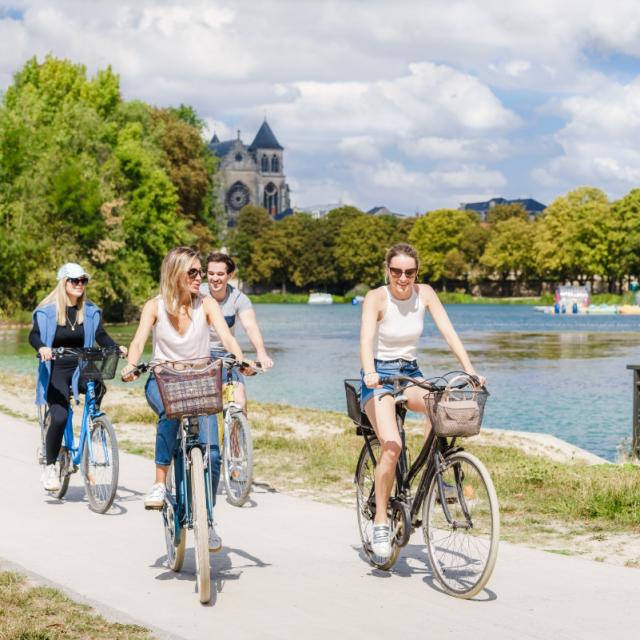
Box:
[56,263,90,281]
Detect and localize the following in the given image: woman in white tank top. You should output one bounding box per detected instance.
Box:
[359,243,482,560]
[122,247,248,550]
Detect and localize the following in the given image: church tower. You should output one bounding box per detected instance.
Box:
[209,120,291,226]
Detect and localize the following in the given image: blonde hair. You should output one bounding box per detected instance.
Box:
[37,279,86,326]
[160,247,200,316]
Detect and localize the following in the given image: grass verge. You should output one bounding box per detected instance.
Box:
[0,571,153,639]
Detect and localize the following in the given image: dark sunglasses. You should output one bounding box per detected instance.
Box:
[68,277,89,286]
[186,268,206,280]
[389,267,417,279]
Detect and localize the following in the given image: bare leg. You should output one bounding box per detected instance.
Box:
[154,464,170,485]
[233,382,248,415]
[364,394,401,525]
[404,386,432,440]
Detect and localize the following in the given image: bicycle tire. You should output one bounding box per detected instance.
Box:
[164,460,185,571]
[355,438,400,570]
[190,446,211,603]
[81,415,119,513]
[222,411,253,506]
[422,450,499,598]
[40,410,71,500]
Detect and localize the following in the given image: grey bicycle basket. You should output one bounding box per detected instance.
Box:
[424,380,488,438]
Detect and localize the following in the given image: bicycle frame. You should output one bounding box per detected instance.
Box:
[61,380,109,469]
[167,416,215,543]
[360,384,465,531]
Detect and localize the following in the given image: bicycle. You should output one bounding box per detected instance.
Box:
[216,355,263,507]
[37,346,122,513]
[344,372,499,599]
[130,356,223,604]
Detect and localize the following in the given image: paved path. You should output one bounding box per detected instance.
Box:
[1,414,639,640]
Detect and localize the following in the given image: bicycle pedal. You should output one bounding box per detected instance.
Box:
[144,504,164,511]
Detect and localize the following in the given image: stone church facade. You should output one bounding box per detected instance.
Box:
[209,120,291,226]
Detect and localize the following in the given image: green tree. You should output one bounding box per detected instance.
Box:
[409,209,482,287]
[486,203,529,224]
[481,217,537,294]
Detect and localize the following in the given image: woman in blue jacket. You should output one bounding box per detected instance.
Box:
[29,263,123,492]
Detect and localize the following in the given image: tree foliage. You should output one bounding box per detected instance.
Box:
[0,55,219,319]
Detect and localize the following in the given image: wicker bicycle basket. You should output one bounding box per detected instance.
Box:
[78,348,120,382]
[153,358,223,420]
[424,384,488,438]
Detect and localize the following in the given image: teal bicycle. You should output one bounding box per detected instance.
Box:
[38,346,122,513]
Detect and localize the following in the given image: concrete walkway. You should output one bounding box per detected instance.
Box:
[1,413,638,640]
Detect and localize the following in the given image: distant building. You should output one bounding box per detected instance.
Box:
[297,204,344,219]
[459,197,546,221]
[367,206,405,218]
[209,120,292,226]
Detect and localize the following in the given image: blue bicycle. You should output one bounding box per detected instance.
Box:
[130,357,223,604]
[38,346,122,513]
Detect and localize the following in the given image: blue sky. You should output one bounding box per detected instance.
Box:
[1,0,640,214]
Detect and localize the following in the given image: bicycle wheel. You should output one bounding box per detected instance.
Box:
[422,450,499,598]
[355,438,400,570]
[190,446,211,603]
[81,415,119,514]
[40,410,71,500]
[223,411,253,506]
[164,460,185,571]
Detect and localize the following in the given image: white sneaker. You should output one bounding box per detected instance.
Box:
[144,483,166,509]
[371,523,391,559]
[42,464,61,492]
[208,523,222,552]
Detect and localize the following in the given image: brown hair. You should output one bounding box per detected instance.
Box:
[206,251,236,274]
[385,243,419,269]
[160,247,200,315]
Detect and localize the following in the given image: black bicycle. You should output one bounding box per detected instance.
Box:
[345,373,499,599]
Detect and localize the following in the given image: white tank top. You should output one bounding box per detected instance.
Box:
[373,286,425,361]
[152,296,210,361]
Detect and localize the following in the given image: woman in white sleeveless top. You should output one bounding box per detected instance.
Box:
[122,247,247,551]
[360,243,483,560]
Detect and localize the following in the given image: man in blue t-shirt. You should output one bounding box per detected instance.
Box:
[201,251,273,412]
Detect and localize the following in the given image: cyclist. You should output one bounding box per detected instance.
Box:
[30,262,124,492]
[121,247,250,551]
[201,251,273,412]
[359,243,483,560]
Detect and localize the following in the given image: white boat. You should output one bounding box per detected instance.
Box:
[308,292,333,305]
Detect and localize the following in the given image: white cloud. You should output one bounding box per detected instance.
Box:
[2,1,640,210]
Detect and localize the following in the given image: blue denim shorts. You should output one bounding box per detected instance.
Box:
[360,358,423,410]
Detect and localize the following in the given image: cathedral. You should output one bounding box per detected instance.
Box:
[209,120,291,226]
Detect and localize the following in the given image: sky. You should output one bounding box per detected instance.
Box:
[1,0,640,214]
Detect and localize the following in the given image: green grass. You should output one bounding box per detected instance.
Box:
[252,426,640,538]
[0,571,153,639]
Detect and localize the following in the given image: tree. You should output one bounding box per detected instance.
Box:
[409,209,482,286]
[486,203,528,224]
[334,213,395,288]
[481,217,537,294]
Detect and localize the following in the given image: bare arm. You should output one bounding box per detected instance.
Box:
[360,289,383,388]
[422,285,476,375]
[121,298,157,379]
[238,308,273,368]
[203,297,245,361]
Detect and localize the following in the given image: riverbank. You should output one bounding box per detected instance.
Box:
[2,370,639,568]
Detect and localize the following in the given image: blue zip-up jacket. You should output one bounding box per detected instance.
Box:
[34,302,101,406]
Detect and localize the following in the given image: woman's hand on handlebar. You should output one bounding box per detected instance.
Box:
[38,346,53,362]
[256,351,273,370]
[118,345,128,357]
[121,362,139,382]
[363,371,381,388]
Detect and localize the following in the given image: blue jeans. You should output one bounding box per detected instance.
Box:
[145,375,221,506]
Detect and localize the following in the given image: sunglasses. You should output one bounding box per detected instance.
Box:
[187,268,206,280]
[388,267,418,279]
[68,277,89,286]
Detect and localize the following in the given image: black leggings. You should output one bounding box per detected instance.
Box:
[45,360,105,465]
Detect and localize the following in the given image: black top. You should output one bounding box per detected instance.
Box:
[29,306,117,352]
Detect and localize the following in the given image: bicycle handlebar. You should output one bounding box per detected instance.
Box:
[37,346,124,360]
[124,355,263,380]
[377,372,485,396]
